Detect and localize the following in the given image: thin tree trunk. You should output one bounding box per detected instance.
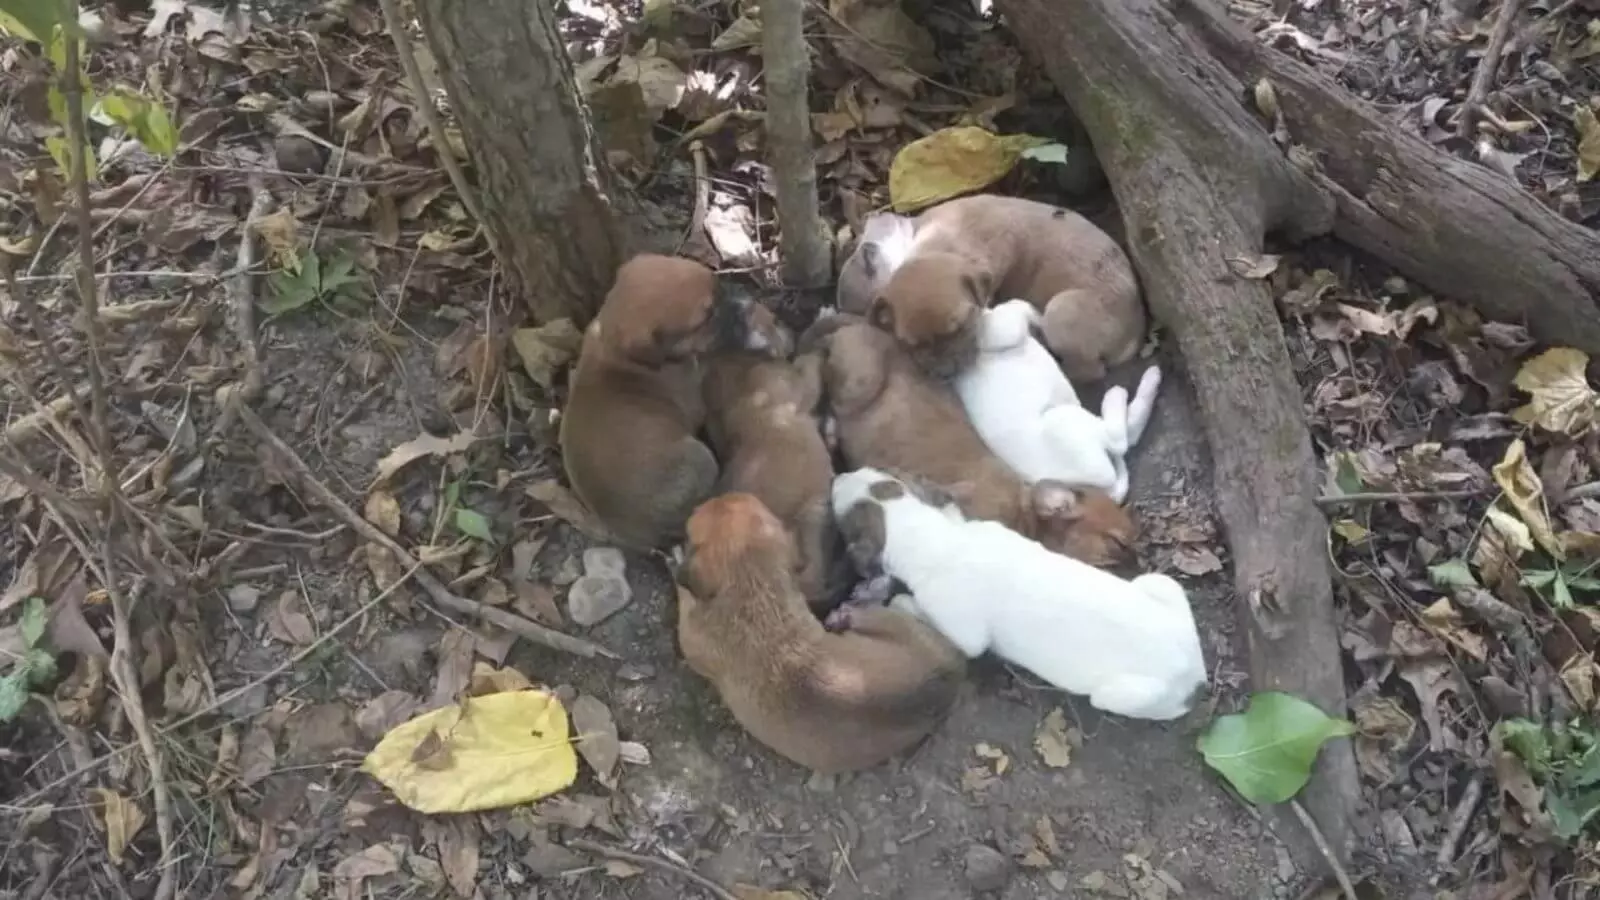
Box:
[414,0,629,324]
[762,0,832,288]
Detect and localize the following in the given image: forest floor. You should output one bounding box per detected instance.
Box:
[2,0,1600,898]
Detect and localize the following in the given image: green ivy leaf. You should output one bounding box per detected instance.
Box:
[455,508,493,543]
[23,647,56,685]
[1546,787,1600,839]
[260,271,318,316]
[0,0,63,44]
[1197,691,1355,805]
[1499,718,1555,777]
[0,673,28,723]
[19,596,47,648]
[1426,558,1478,590]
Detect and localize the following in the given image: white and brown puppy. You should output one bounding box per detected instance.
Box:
[832,468,1208,722]
[835,211,918,314]
[676,493,966,773]
[847,195,1146,383]
[701,349,851,613]
[560,254,782,550]
[807,316,1137,569]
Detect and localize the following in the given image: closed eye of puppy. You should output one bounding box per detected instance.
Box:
[675,493,966,773]
[831,468,1209,722]
[816,319,1137,568]
[702,350,851,613]
[870,194,1147,384]
[559,254,780,550]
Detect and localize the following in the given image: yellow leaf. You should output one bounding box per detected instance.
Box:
[1491,439,1562,560]
[1331,520,1369,543]
[1576,106,1600,183]
[361,690,578,814]
[1510,347,1597,436]
[253,208,301,271]
[469,661,534,696]
[888,127,1051,214]
[89,788,146,864]
[1032,707,1075,768]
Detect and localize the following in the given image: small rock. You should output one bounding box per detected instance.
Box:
[566,574,632,626]
[226,584,261,614]
[273,134,325,174]
[805,771,836,793]
[963,844,1011,893]
[582,547,626,578]
[1274,844,1296,882]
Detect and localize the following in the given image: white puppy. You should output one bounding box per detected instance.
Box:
[953,300,1161,503]
[830,466,1208,721]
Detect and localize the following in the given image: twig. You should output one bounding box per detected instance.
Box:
[567,839,738,900]
[762,0,831,288]
[234,404,618,660]
[1436,771,1485,867]
[10,270,222,285]
[213,180,273,435]
[1315,489,1481,506]
[683,140,711,250]
[56,5,177,897]
[1289,798,1358,900]
[1455,0,1527,139]
[375,0,494,256]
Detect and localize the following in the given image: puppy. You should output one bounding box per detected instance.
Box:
[831,468,1208,721]
[954,300,1163,504]
[835,211,919,315]
[701,350,851,613]
[864,195,1146,383]
[676,493,966,773]
[560,254,781,550]
[811,317,1136,568]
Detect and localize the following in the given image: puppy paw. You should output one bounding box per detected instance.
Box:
[850,573,896,607]
[823,604,855,633]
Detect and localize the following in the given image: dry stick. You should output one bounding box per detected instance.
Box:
[234,404,618,660]
[55,7,177,898]
[1289,799,1358,900]
[1436,771,1486,867]
[762,0,831,288]
[1315,489,1481,506]
[567,839,738,900]
[375,0,495,256]
[224,181,272,417]
[1455,0,1527,139]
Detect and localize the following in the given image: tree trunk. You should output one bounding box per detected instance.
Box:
[992,0,1360,872]
[414,0,629,324]
[762,0,832,289]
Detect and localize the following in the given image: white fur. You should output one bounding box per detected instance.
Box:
[859,212,918,276]
[953,301,1162,504]
[831,467,1208,721]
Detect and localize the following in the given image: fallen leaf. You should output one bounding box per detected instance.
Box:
[266,590,316,645]
[1492,439,1563,559]
[1575,106,1600,183]
[356,691,422,741]
[430,816,480,898]
[888,127,1051,214]
[712,10,762,50]
[1171,545,1223,576]
[1033,707,1075,768]
[525,480,612,540]
[253,207,300,269]
[89,788,146,864]
[830,0,937,96]
[429,629,476,710]
[237,722,277,787]
[1196,691,1354,804]
[1399,660,1460,752]
[570,694,621,787]
[1419,598,1488,661]
[611,54,688,117]
[333,843,401,899]
[468,661,534,696]
[363,489,403,537]
[361,690,578,813]
[373,431,479,485]
[1510,347,1597,436]
[511,319,583,392]
[1225,254,1281,280]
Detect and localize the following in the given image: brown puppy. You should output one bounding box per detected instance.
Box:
[701,350,850,613]
[560,254,781,550]
[676,493,965,773]
[814,318,1136,568]
[866,195,1145,383]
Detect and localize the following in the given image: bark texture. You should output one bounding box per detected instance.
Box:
[415,0,628,323]
[763,0,832,288]
[993,0,1360,870]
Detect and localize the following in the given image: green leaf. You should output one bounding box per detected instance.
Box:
[1565,575,1600,592]
[1522,569,1558,589]
[1197,691,1356,804]
[1546,787,1600,839]
[1569,743,1600,789]
[0,673,28,723]
[135,100,178,157]
[0,0,63,44]
[1427,559,1478,590]
[1020,142,1069,165]
[260,272,318,316]
[1553,571,1576,609]
[23,647,56,685]
[455,508,493,543]
[44,134,97,182]
[1499,719,1555,777]
[19,596,47,648]
[1331,452,1364,496]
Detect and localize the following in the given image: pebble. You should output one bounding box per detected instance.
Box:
[962,844,1011,893]
[226,584,261,614]
[566,574,631,626]
[582,547,627,578]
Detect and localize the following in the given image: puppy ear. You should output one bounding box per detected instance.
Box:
[961,271,993,305]
[860,242,882,278]
[869,298,895,331]
[838,502,887,575]
[1031,480,1083,521]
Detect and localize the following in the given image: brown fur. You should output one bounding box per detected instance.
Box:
[869,195,1146,383]
[702,351,850,613]
[814,319,1138,568]
[676,494,966,773]
[560,254,778,550]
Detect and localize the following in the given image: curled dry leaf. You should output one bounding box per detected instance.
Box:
[364,489,402,537]
[1033,707,1076,768]
[888,127,1051,214]
[333,843,402,900]
[1511,348,1597,437]
[1419,598,1488,661]
[1492,439,1563,559]
[373,431,480,485]
[525,480,613,541]
[830,0,937,96]
[570,693,622,788]
[89,787,147,864]
[361,690,578,814]
[511,319,583,392]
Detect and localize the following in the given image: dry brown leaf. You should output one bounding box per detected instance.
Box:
[1032,707,1075,768]
[830,0,937,96]
[364,489,402,537]
[373,431,479,485]
[1559,656,1599,711]
[1510,347,1597,436]
[511,319,583,392]
[333,843,402,900]
[525,480,612,540]
[1419,598,1488,661]
[237,722,277,787]
[468,661,534,696]
[53,654,107,726]
[267,590,316,645]
[571,693,621,788]
[1576,106,1600,183]
[1170,545,1223,576]
[89,788,146,864]
[429,629,477,710]
[356,691,422,741]
[253,207,300,269]
[611,54,688,117]
[1492,439,1563,559]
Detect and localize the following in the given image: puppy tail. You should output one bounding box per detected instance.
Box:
[1099,386,1131,455]
[1125,365,1163,448]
